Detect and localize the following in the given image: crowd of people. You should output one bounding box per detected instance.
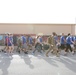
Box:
[0,32,76,57]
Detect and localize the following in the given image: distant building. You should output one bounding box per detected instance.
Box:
[0,23,75,35]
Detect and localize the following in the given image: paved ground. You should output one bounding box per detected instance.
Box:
[0,50,76,75]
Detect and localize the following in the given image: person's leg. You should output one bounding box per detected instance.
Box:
[8,46,11,53]
[23,43,28,54]
[46,49,51,57]
[4,45,8,53]
[59,44,65,55]
[9,43,13,53]
[17,45,19,52]
[32,43,38,54]
[56,48,60,57]
[74,45,76,52]
[10,46,13,53]
[18,47,21,54]
[73,45,76,54]
[30,44,32,50]
[32,48,37,54]
[28,44,32,50]
[23,48,28,54]
[70,44,75,54]
[69,44,73,52]
[11,44,14,53]
[2,44,7,53]
[46,45,51,57]
[28,44,30,50]
[64,44,69,55]
[10,45,13,53]
[55,45,60,57]
[37,44,42,53]
[58,44,62,54]
[52,46,57,56]
[17,45,22,54]
[40,44,43,53]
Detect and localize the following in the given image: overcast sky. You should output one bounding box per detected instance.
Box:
[0,0,76,23]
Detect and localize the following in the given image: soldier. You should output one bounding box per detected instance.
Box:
[46,32,59,57]
[17,35,23,53]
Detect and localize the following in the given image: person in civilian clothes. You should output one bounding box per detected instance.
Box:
[64,33,74,55]
[2,33,9,53]
[28,36,33,50]
[22,35,28,54]
[60,33,66,51]
[10,34,14,53]
[70,34,75,54]
[74,36,76,52]
[32,35,43,54]
[7,34,13,53]
[37,35,43,52]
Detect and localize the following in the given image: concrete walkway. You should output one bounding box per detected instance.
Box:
[0,50,76,75]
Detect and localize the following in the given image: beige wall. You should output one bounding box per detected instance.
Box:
[0,24,34,34]
[75,25,76,35]
[0,24,75,35]
[34,24,73,35]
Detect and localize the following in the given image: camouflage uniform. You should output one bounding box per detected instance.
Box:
[46,35,59,57]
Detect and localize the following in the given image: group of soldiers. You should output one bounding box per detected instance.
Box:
[0,32,76,57]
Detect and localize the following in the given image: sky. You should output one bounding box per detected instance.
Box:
[0,0,76,24]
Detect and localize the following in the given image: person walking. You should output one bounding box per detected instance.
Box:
[46,32,59,57]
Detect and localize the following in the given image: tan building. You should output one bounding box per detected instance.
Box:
[0,23,75,35]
